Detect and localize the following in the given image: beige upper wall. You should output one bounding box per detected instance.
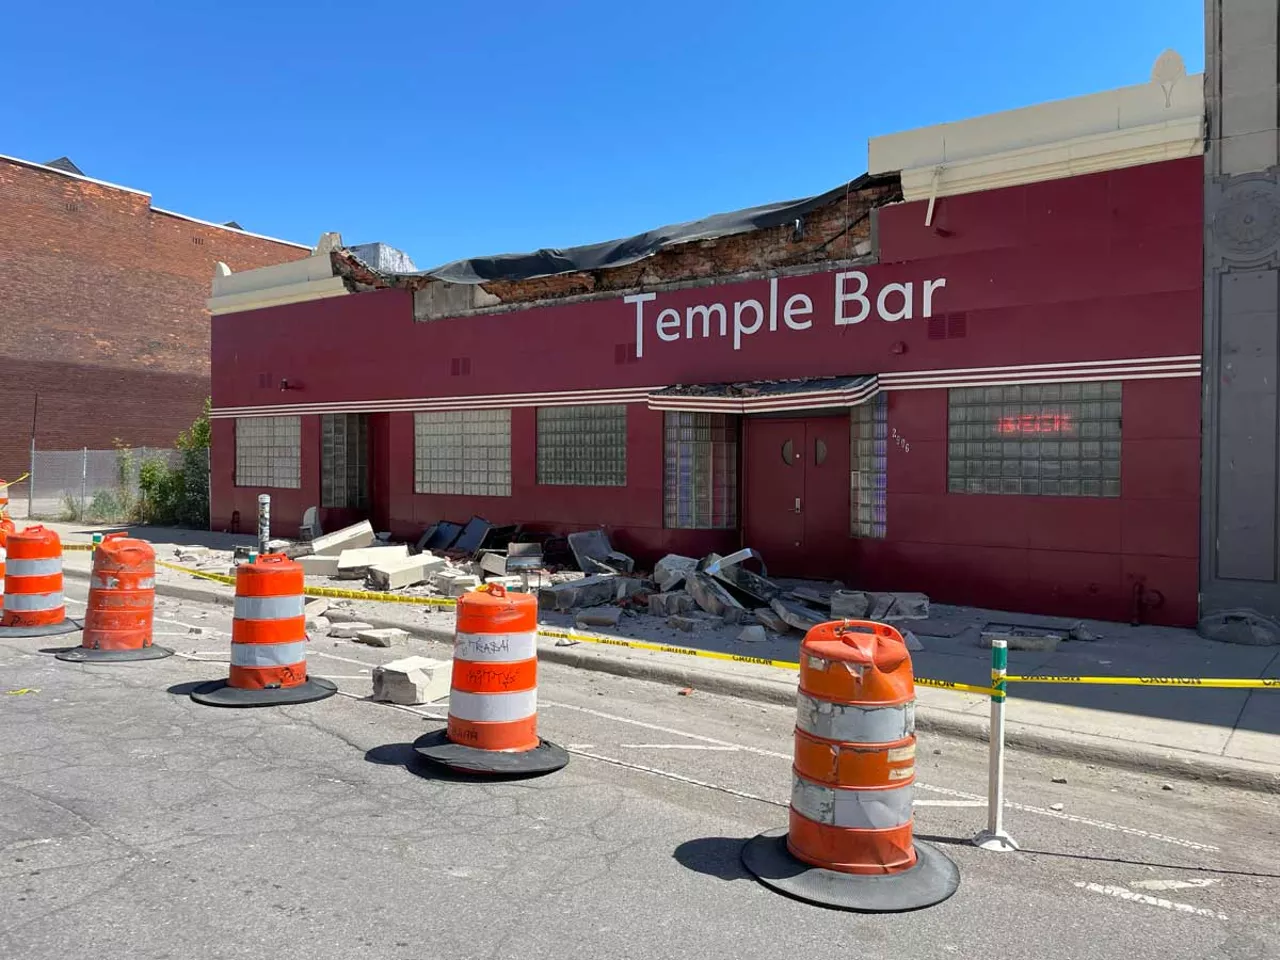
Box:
[868,58,1205,201]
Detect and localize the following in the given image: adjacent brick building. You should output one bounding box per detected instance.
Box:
[0,154,311,484]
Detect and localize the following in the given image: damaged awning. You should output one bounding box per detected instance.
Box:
[647,375,879,414]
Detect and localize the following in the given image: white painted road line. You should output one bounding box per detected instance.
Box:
[565,747,788,807]
[619,743,741,751]
[915,799,987,808]
[1130,879,1222,892]
[541,700,792,759]
[917,783,1219,853]
[313,650,382,668]
[1074,881,1229,920]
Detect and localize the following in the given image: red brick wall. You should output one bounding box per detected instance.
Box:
[0,157,310,482]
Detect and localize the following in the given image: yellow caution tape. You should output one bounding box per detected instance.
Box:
[1006,675,1280,689]
[537,626,804,670]
[154,559,456,605]
[64,543,95,552]
[915,676,1000,697]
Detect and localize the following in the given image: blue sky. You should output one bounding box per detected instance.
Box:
[2,1,1203,268]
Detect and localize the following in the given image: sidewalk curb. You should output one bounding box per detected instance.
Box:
[69,565,1280,794]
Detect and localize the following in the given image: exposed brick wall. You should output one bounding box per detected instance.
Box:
[339,178,901,308]
[0,157,311,474]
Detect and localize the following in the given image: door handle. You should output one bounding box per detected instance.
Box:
[794,497,802,514]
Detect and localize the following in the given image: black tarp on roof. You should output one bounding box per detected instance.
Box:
[386,172,893,286]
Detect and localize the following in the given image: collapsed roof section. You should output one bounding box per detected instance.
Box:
[330,172,901,317]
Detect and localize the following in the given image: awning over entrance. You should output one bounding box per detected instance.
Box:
[647,375,879,414]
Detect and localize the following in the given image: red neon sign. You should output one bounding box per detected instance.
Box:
[997,413,1074,435]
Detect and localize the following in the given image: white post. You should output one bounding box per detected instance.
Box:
[27,437,35,519]
[80,447,88,522]
[974,637,1019,851]
[257,493,271,555]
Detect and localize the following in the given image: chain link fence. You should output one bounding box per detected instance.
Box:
[16,446,190,523]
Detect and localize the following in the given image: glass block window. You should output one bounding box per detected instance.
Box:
[234,416,301,489]
[537,404,627,486]
[851,395,888,538]
[321,413,368,509]
[947,381,1122,497]
[664,412,738,529]
[414,410,511,496]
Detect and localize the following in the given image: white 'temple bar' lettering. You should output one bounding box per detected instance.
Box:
[733,299,765,350]
[624,293,656,358]
[834,271,871,325]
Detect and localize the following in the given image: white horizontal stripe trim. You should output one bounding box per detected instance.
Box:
[91,575,155,591]
[448,688,537,723]
[211,385,661,419]
[882,354,1201,379]
[883,371,1202,391]
[791,775,915,829]
[2,592,63,612]
[795,691,915,744]
[234,595,306,620]
[455,630,538,663]
[6,558,62,577]
[882,362,1201,386]
[212,356,1203,419]
[231,640,309,667]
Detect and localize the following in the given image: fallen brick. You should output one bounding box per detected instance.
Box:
[575,606,624,628]
[328,621,375,639]
[538,575,618,611]
[297,554,340,577]
[649,591,694,616]
[336,545,410,579]
[667,615,704,632]
[354,627,409,648]
[372,656,451,705]
[830,590,870,619]
[369,553,444,590]
[433,571,481,597]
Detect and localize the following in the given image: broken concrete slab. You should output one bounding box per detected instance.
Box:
[433,571,481,597]
[700,550,783,606]
[771,596,826,632]
[614,577,645,601]
[372,656,451,705]
[979,627,1062,652]
[903,630,925,652]
[575,606,624,629]
[305,615,330,635]
[568,529,613,573]
[667,615,704,632]
[310,520,375,557]
[790,586,833,608]
[369,553,444,591]
[336,545,410,579]
[867,593,896,620]
[479,551,508,577]
[484,576,526,590]
[303,598,330,619]
[354,627,409,648]
[753,607,791,633]
[649,591,695,617]
[884,592,930,621]
[654,555,697,592]
[327,621,375,639]
[738,625,767,643]
[605,551,636,574]
[687,573,746,618]
[297,554,341,577]
[830,590,870,619]
[539,574,619,612]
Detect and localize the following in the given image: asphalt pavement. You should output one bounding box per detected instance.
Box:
[1,581,1277,960]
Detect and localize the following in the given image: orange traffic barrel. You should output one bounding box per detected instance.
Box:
[191,554,336,707]
[0,525,80,638]
[57,534,172,663]
[0,479,9,517]
[414,583,567,777]
[741,619,959,912]
[0,517,14,550]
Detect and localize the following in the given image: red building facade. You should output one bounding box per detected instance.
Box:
[209,78,1206,626]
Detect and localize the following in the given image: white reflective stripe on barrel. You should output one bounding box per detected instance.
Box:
[791,774,915,829]
[91,575,156,590]
[454,630,538,663]
[6,558,62,577]
[447,688,537,723]
[231,640,309,668]
[795,691,914,744]
[233,595,306,620]
[2,592,64,612]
